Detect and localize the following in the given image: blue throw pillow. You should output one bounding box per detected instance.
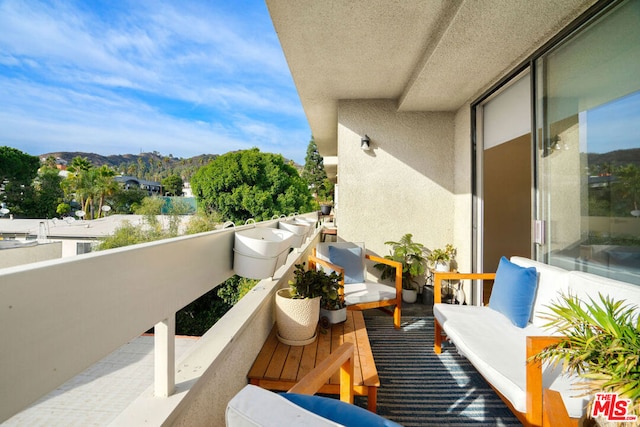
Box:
[488,256,538,328]
[281,393,402,427]
[329,245,364,284]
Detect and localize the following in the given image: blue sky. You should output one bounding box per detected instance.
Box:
[0,0,311,163]
[586,91,640,154]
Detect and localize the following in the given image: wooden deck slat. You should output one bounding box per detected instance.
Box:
[298,336,318,380]
[247,311,380,412]
[247,327,279,378]
[264,341,290,379]
[281,345,304,381]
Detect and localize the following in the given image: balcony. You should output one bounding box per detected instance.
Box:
[0,215,321,425]
[1,215,520,426]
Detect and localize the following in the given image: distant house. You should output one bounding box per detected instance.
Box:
[114,175,162,196]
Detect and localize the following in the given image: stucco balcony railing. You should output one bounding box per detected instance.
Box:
[0,214,321,426]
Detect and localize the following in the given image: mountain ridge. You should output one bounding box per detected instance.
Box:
[39,151,219,182]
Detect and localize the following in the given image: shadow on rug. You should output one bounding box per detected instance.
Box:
[365,316,522,427]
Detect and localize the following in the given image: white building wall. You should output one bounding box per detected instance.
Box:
[336,99,456,259]
[0,242,62,269]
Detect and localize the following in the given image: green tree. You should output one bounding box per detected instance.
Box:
[95,165,118,217]
[162,174,184,196]
[56,203,71,216]
[61,158,119,219]
[301,137,327,197]
[61,157,94,217]
[185,210,222,234]
[614,164,640,213]
[190,148,312,223]
[0,147,40,216]
[0,146,40,182]
[106,186,147,214]
[33,166,64,218]
[133,197,166,238]
[175,275,258,336]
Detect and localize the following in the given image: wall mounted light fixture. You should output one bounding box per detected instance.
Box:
[361,134,371,151]
[542,135,561,157]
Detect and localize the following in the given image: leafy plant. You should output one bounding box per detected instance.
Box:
[375,233,428,290]
[319,271,345,310]
[426,243,456,264]
[289,263,343,307]
[190,148,313,223]
[531,293,640,418]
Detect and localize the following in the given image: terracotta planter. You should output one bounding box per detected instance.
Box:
[275,288,320,345]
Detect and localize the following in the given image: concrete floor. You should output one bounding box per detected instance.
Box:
[1,336,198,427]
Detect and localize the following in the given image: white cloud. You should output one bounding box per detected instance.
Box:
[0,0,310,163]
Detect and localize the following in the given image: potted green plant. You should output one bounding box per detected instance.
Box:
[319,200,333,215]
[374,233,428,303]
[318,268,346,326]
[275,263,339,345]
[531,293,640,426]
[427,243,456,272]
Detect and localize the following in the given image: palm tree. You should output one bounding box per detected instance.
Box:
[95,166,118,218]
[62,157,93,217]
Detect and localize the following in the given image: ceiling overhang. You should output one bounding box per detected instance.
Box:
[267,0,597,179]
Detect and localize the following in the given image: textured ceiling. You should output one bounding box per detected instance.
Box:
[267,0,597,163]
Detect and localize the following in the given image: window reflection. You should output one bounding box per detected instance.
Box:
[536,0,640,285]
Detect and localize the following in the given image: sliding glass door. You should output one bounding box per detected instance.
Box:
[535,0,640,284]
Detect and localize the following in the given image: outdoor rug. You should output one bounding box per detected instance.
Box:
[364,316,522,427]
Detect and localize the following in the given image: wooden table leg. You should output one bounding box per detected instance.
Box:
[367,386,378,413]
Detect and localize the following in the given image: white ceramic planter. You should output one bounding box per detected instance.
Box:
[434,261,450,272]
[402,288,418,303]
[233,246,290,279]
[320,307,347,325]
[234,227,294,257]
[295,217,316,240]
[233,227,295,279]
[275,288,320,345]
[278,221,310,248]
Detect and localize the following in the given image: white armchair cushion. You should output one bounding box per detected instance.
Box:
[226,385,341,427]
[344,282,397,305]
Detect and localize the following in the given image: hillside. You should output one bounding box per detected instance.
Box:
[40,150,302,182]
[588,148,640,168]
[40,151,218,182]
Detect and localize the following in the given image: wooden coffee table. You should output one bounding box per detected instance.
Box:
[248,310,380,412]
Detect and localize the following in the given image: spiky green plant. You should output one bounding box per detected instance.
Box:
[532,293,640,418]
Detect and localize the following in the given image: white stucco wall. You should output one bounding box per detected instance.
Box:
[0,242,62,269]
[336,99,456,259]
[453,103,473,274]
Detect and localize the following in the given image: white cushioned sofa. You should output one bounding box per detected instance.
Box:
[433,256,640,427]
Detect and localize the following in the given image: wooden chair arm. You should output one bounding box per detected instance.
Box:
[433,272,496,304]
[543,389,577,427]
[288,342,355,404]
[308,255,345,280]
[366,254,403,294]
[526,336,564,427]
